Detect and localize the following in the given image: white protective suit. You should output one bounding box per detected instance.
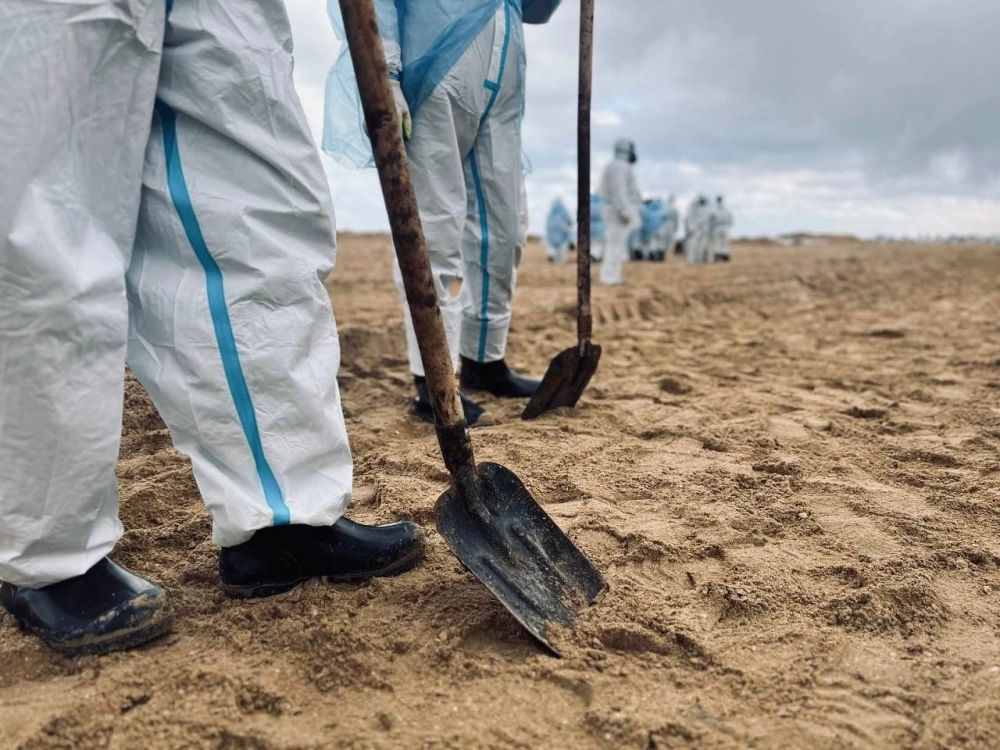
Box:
[599,139,642,285]
[372,0,561,374]
[0,0,352,588]
[685,197,714,264]
[711,199,734,260]
[658,197,680,257]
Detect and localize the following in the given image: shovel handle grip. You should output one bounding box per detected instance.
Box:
[339,0,472,454]
[577,0,595,350]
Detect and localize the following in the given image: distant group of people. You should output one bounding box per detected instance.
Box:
[543,138,642,286]
[545,140,735,283]
[683,195,733,264]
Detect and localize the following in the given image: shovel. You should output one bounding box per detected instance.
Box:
[338,0,605,654]
[522,0,601,421]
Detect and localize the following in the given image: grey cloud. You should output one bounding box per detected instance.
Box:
[287,0,1000,236]
[525,0,1000,191]
[604,0,998,188]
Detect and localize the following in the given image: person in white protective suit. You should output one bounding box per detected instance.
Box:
[589,194,607,262]
[684,195,714,264]
[545,198,574,263]
[324,0,564,423]
[0,0,425,658]
[658,195,680,259]
[598,138,643,285]
[711,195,734,262]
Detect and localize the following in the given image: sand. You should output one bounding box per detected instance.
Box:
[3,236,1000,749]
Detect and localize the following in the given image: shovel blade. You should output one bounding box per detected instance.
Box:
[435,462,605,654]
[521,342,602,420]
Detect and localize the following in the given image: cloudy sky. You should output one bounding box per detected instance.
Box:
[287,0,1000,238]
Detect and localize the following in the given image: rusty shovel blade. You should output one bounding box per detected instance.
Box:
[435,462,606,655]
[521,342,602,420]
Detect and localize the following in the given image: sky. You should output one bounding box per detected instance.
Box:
[286,0,1000,239]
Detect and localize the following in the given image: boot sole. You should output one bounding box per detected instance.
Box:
[220,544,425,600]
[41,592,175,658]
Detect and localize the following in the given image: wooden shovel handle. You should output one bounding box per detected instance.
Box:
[339,0,473,470]
[577,0,595,349]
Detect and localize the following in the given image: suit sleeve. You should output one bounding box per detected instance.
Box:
[374,0,402,75]
[522,0,563,24]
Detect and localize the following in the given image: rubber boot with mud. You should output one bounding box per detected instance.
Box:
[412,376,485,426]
[219,518,426,598]
[0,558,174,657]
[459,356,541,398]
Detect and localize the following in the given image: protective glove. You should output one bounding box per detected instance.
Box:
[365,77,412,141]
[390,78,412,141]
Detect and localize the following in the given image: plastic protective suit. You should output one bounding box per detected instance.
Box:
[684,196,714,264]
[324,0,562,374]
[598,139,642,285]
[659,197,680,258]
[711,198,734,261]
[545,198,574,262]
[635,199,668,260]
[0,0,352,588]
[589,194,606,261]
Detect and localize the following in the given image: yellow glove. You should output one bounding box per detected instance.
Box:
[366,77,412,141]
[390,78,412,141]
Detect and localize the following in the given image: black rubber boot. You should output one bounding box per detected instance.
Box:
[412,376,485,426]
[459,356,541,398]
[0,558,174,657]
[219,518,426,598]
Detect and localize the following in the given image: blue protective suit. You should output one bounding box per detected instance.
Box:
[627,200,668,258]
[641,201,668,243]
[324,0,560,168]
[545,198,574,262]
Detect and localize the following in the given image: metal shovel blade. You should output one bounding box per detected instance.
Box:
[521,342,602,420]
[435,462,606,654]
